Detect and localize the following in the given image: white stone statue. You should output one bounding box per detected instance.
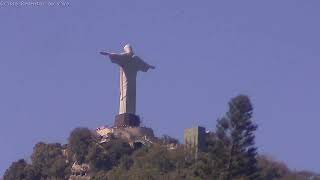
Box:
[100,44,155,115]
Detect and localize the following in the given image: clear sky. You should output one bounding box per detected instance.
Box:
[1,0,320,176]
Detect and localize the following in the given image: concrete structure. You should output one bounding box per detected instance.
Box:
[100,44,155,130]
[114,113,140,127]
[96,126,154,142]
[184,126,206,151]
[96,126,113,137]
[100,44,155,115]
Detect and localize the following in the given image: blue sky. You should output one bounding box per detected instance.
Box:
[1,0,320,176]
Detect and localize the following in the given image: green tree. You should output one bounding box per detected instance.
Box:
[3,159,38,180]
[258,155,289,179]
[31,142,68,179]
[160,135,179,145]
[68,127,96,164]
[216,95,260,180]
[87,139,132,172]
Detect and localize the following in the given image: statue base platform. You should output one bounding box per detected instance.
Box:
[114,113,140,127]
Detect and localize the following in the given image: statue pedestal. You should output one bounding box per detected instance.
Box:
[114,113,140,127]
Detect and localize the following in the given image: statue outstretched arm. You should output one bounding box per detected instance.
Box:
[100,51,127,66]
[133,56,155,72]
[139,63,155,72]
[100,51,110,56]
[149,65,155,69]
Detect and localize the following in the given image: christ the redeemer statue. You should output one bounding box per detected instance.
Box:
[100,44,155,124]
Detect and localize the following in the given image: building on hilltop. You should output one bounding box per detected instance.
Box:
[184,126,206,152]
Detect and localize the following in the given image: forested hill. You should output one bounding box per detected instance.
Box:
[3,95,320,180]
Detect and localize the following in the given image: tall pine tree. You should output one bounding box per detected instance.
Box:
[217,95,260,180]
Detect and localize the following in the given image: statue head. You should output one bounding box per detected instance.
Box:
[124,44,134,55]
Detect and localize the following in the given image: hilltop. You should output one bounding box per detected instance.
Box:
[3,95,319,180]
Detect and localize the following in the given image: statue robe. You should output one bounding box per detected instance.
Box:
[109,53,151,114]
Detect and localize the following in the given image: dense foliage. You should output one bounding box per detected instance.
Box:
[215,95,259,180]
[4,95,319,180]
